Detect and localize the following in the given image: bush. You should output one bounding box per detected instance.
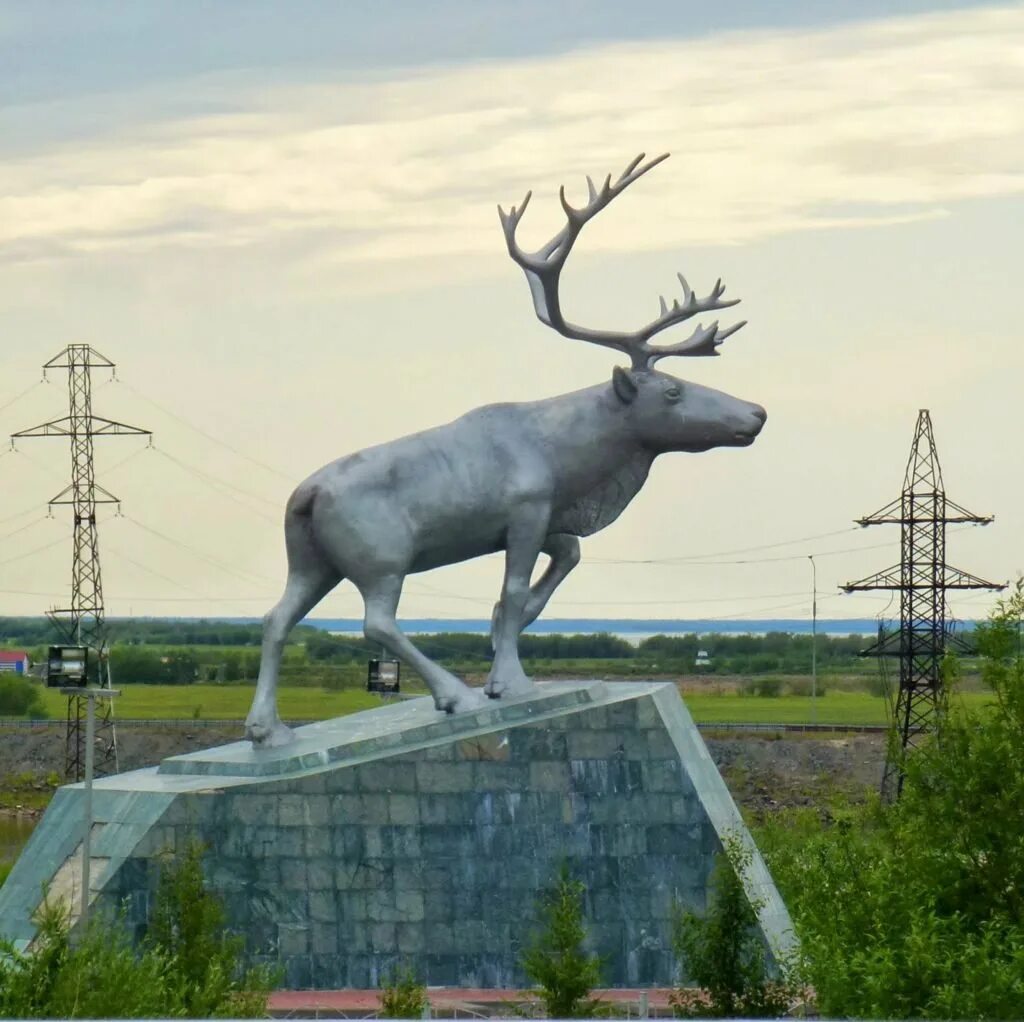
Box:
[379,965,428,1018]
[740,676,784,698]
[0,898,171,1018]
[866,669,891,698]
[671,837,796,1018]
[522,864,604,1018]
[0,675,47,718]
[146,838,277,1016]
[762,579,1024,1018]
[786,677,827,698]
[0,838,276,1018]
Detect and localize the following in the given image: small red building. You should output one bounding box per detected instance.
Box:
[0,650,30,675]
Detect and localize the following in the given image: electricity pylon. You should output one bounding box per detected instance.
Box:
[843,410,1003,799]
[11,345,150,780]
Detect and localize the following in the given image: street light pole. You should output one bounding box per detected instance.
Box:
[809,555,817,726]
[62,686,119,930]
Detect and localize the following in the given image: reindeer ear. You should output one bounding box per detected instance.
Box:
[612,366,639,404]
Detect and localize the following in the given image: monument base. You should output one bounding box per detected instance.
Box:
[0,681,793,988]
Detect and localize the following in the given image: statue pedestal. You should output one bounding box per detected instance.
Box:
[0,681,793,989]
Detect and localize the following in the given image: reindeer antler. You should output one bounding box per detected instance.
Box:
[498,153,746,371]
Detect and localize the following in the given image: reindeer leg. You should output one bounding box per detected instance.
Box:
[486,507,549,698]
[491,534,580,648]
[361,574,485,714]
[246,565,340,747]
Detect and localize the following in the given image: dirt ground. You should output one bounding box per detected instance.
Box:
[0,724,241,781]
[705,732,885,813]
[0,723,885,818]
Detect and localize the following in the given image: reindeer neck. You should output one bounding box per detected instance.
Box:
[522,384,656,533]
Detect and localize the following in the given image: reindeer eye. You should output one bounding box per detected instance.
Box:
[665,387,682,401]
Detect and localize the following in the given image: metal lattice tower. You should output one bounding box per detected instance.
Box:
[11,345,150,780]
[843,409,1003,799]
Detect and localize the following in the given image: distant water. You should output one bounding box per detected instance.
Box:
[116,615,983,639]
[308,617,901,638]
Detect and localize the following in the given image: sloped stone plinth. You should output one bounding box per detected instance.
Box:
[0,681,794,988]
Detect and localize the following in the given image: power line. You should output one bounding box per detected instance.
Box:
[0,532,66,568]
[100,443,151,478]
[588,523,984,567]
[150,445,281,521]
[117,377,294,483]
[0,516,50,545]
[0,380,43,418]
[120,513,277,587]
[588,526,859,564]
[103,538,206,597]
[0,504,44,527]
[6,445,67,483]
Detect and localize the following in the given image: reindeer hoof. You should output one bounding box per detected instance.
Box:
[484,668,536,700]
[435,687,487,715]
[245,714,296,748]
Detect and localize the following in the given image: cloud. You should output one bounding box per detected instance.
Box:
[1,5,1023,270]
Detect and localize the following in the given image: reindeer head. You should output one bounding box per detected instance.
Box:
[499,153,767,454]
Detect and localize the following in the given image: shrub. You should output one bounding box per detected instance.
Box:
[0,675,48,718]
[762,579,1024,1019]
[379,965,428,1018]
[866,670,891,697]
[0,898,170,1018]
[522,864,604,1018]
[741,676,784,698]
[671,837,796,1018]
[0,839,276,1018]
[787,677,827,698]
[146,838,277,1017]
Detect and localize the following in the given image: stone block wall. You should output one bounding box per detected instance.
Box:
[102,692,722,988]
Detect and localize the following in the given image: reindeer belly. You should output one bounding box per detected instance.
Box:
[549,453,652,537]
[409,534,504,574]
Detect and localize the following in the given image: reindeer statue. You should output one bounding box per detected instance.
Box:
[245,153,766,746]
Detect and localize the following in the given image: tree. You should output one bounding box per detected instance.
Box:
[671,838,795,1018]
[0,839,275,1018]
[762,579,1024,1019]
[0,674,47,718]
[522,864,604,1018]
[379,965,428,1018]
[146,839,276,1017]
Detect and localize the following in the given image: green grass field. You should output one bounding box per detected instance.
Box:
[29,685,380,721]
[14,683,995,725]
[684,689,992,725]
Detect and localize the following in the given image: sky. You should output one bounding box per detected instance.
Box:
[0,0,1021,625]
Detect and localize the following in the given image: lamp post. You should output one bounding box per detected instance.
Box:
[61,686,119,929]
[808,555,817,726]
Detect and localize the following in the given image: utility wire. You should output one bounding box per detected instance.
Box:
[103,539,206,597]
[587,523,982,567]
[589,526,859,564]
[0,504,43,528]
[101,444,151,478]
[0,380,43,418]
[150,446,281,524]
[117,378,294,483]
[153,445,282,510]
[7,447,66,484]
[0,533,65,569]
[120,514,276,587]
[0,516,49,544]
